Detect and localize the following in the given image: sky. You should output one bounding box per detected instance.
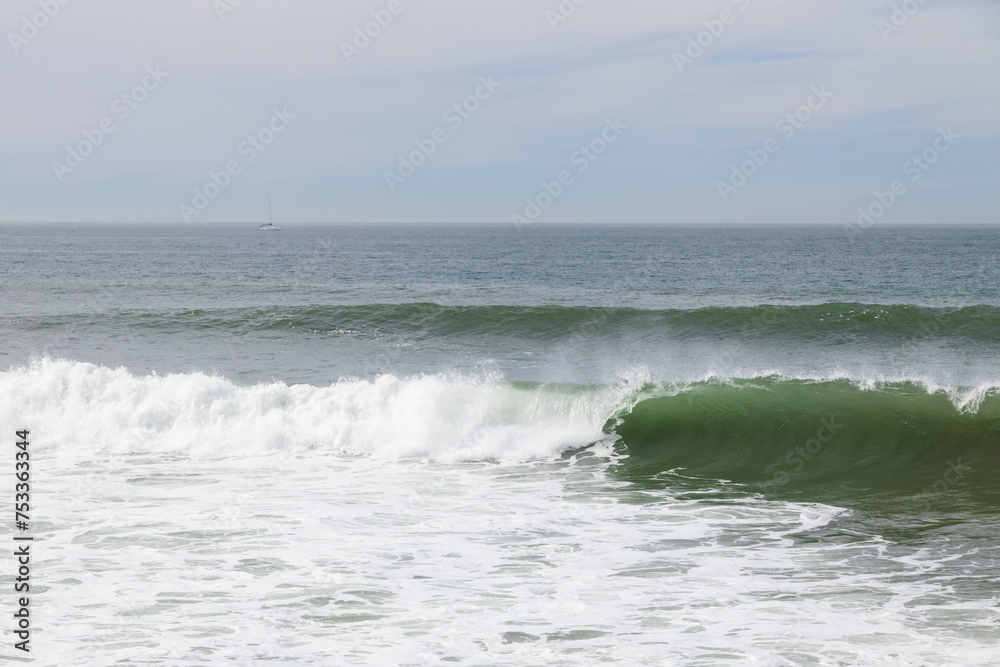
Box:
[1,0,998,224]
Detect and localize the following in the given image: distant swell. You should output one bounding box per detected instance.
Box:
[14,302,1000,343]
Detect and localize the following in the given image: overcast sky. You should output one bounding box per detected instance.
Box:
[1,0,998,224]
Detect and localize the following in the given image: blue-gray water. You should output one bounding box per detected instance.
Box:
[3,223,999,384]
[1,224,998,665]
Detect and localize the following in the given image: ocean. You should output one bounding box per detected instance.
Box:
[1,223,998,665]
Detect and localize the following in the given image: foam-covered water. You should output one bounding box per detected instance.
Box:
[1,359,634,461]
[30,445,1000,665]
[2,224,999,664]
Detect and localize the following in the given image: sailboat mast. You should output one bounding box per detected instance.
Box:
[268,195,273,225]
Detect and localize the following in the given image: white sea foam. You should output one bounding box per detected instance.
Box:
[0,358,639,461]
[29,454,999,666]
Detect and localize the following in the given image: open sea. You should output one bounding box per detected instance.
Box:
[1,223,998,665]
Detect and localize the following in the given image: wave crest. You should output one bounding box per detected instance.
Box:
[3,361,997,497]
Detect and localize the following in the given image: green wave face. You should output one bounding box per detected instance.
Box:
[610,379,1000,502]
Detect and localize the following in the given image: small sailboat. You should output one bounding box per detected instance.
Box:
[258,195,282,231]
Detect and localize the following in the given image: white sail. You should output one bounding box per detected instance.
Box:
[258,194,281,230]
